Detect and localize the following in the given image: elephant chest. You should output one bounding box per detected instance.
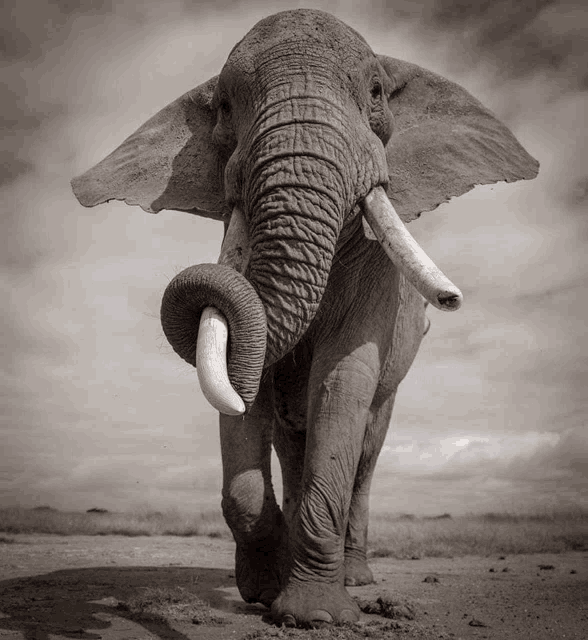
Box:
[273,262,426,429]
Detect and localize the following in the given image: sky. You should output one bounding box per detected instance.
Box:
[2,0,587,516]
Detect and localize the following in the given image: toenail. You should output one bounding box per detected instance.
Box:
[340,609,358,623]
[309,609,333,624]
[282,614,296,627]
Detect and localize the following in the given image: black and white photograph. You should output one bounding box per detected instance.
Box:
[1,1,587,638]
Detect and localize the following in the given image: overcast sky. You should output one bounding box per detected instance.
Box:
[2,0,587,516]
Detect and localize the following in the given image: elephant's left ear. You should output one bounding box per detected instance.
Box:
[378,56,539,222]
[71,76,226,220]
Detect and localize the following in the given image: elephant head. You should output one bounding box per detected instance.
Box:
[72,10,538,414]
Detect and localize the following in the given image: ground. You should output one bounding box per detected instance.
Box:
[0,535,586,639]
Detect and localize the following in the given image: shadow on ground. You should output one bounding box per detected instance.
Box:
[0,566,265,640]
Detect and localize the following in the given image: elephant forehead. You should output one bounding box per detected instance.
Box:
[226,9,374,75]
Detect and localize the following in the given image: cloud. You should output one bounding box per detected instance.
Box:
[431,0,588,91]
[380,431,559,476]
[372,427,587,514]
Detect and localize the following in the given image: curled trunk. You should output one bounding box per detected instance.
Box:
[161,264,266,410]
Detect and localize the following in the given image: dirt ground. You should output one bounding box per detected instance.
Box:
[0,535,586,639]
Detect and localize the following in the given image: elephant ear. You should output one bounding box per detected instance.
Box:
[378,56,539,222]
[71,76,226,220]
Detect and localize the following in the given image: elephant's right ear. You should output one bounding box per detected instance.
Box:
[71,76,227,220]
[378,56,539,222]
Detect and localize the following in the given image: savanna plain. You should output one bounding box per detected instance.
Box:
[0,506,586,639]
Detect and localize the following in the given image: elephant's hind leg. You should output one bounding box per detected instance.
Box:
[220,377,286,607]
[345,392,396,586]
[343,277,426,587]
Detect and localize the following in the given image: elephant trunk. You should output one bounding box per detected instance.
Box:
[246,188,342,367]
[243,115,380,366]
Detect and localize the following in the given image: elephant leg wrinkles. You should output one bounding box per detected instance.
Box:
[273,341,385,608]
[272,341,382,626]
[219,375,286,607]
[345,392,396,586]
[273,340,382,587]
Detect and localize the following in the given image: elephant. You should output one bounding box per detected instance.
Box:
[71,9,538,627]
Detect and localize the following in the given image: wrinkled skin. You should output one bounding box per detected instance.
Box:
[71,10,538,628]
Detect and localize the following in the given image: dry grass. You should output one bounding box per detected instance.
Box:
[368,509,588,558]
[119,586,226,625]
[0,506,230,538]
[1,506,586,558]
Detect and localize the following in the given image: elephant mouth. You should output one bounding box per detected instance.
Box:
[193,186,462,416]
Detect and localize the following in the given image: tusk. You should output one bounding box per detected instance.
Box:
[196,306,245,416]
[362,187,463,311]
[196,207,251,415]
[218,206,250,274]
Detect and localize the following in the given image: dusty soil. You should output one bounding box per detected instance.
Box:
[0,535,586,639]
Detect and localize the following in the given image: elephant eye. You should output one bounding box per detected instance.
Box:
[370,81,382,101]
[216,91,232,119]
[219,98,231,116]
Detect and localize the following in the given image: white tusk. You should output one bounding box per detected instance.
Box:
[362,187,463,311]
[195,207,251,415]
[218,206,250,274]
[196,306,245,416]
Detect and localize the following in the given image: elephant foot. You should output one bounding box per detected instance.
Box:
[235,533,287,607]
[271,580,360,628]
[344,555,375,586]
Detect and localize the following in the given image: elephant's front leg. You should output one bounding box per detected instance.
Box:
[271,345,380,627]
[219,376,286,607]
